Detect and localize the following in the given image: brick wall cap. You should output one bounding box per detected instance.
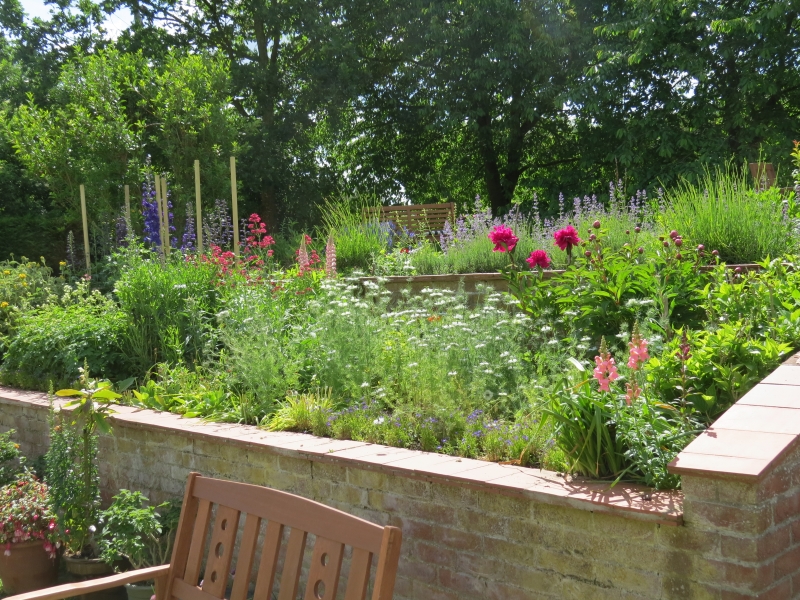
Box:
[669,351,800,482]
[0,385,682,526]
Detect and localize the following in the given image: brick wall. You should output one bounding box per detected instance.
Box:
[2,384,800,599]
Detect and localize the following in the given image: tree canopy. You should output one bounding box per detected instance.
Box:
[0,0,797,261]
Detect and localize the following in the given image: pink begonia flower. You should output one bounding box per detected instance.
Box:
[593,352,620,392]
[526,250,551,269]
[487,225,519,253]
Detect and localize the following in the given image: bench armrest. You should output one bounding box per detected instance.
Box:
[6,564,170,600]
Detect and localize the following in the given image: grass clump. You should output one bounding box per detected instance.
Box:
[663,165,795,264]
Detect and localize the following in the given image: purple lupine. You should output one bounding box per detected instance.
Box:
[181,202,196,251]
[203,198,233,248]
[115,214,128,248]
[142,181,161,248]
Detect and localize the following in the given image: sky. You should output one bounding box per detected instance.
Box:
[19,0,133,37]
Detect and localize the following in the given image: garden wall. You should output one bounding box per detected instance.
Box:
[2,355,800,599]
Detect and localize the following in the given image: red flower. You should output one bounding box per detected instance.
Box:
[526,250,551,269]
[554,225,581,251]
[487,225,519,253]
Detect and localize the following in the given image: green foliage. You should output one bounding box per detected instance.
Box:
[99,490,179,570]
[0,283,127,390]
[46,368,118,556]
[267,390,334,437]
[0,257,63,360]
[663,166,796,264]
[45,402,100,556]
[0,429,22,487]
[114,254,220,374]
[320,195,387,272]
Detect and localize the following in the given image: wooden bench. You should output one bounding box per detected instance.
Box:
[749,162,777,190]
[9,473,402,600]
[367,203,455,235]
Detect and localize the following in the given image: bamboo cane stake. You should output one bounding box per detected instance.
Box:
[194,160,203,253]
[124,184,131,228]
[79,184,90,273]
[230,156,239,258]
[161,175,170,257]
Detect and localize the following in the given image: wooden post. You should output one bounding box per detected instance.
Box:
[124,184,131,227]
[154,173,165,260]
[230,156,239,257]
[194,160,203,252]
[79,184,91,272]
[161,175,170,256]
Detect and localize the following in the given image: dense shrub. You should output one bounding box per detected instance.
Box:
[0,283,127,389]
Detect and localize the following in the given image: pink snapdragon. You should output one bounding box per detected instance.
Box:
[593,340,619,392]
[488,225,519,253]
[627,327,649,370]
[625,382,641,406]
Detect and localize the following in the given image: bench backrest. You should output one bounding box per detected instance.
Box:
[164,473,402,600]
[749,162,777,190]
[367,203,455,235]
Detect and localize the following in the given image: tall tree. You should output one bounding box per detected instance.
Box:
[345,0,587,213]
[579,0,800,188]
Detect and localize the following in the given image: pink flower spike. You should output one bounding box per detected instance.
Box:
[487,225,519,253]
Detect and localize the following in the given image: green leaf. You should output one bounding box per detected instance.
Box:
[93,389,122,400]
[55,389,83,397]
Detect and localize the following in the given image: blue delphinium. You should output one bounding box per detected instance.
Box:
[141,181,161,248]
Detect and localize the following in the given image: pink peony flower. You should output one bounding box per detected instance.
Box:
[526,250,551,269]
[554,225,581,251]
[488,225,519,253]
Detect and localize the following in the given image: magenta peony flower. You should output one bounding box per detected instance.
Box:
[526,250,551,269]
[553,225,581,251]
[488,225,519,253]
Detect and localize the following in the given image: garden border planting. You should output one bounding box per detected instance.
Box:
[359,263,767,304]
[3,353,800,598]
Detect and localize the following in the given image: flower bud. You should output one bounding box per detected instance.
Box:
[637,247,644,254]
[697,244,705,251]
[634,226,641,233]
[712,250,719,257]
[734,266,742,274]
[675,252,682,260]
[674,238,682,247]
[584,250,592,258]
[593,220,601,229]
[589,234,596,242]
[669,230,679,239]
[658,236,664,241]
[663,240,670,247]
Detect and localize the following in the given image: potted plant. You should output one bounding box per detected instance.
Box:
[0,472,65,594]
[99,491,180,600]
[45,364,122,596]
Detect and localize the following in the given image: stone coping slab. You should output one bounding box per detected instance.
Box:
[0,385,682,526]
[669,351,800,482]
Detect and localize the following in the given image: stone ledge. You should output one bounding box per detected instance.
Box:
[0,385,683,526]
[669,352,800,482]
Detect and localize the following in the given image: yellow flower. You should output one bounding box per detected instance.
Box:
[3,270,9,275]
[0,302,7,308]
[22,282,27,287]
[59,261,67,267]
[18,273,26,279]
